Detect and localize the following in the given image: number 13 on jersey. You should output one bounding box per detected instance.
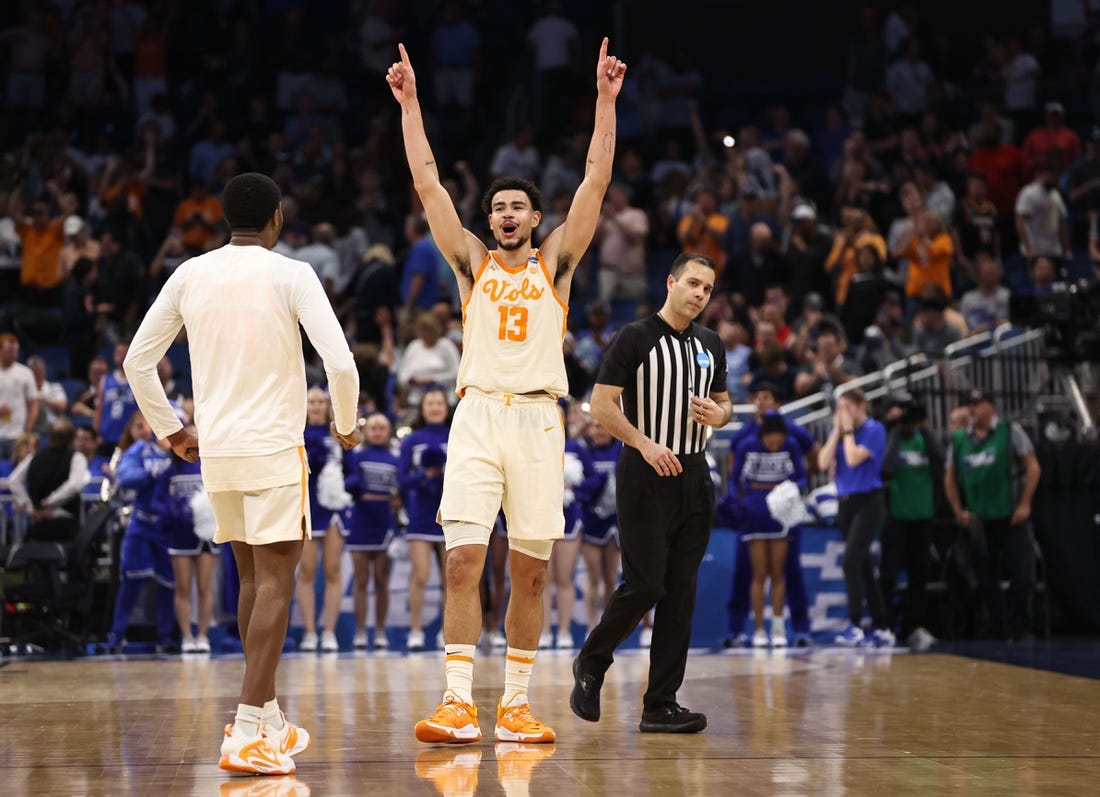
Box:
[498,305,528,342]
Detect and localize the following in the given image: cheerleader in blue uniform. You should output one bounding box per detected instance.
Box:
[154,440,216,654]
[542,403,604,650]
[296,386,349,653]
[580,416,619,634]
[344,412,400,651]
[730,412,807,648]
[106,414,176,652]
[398,386,450,651]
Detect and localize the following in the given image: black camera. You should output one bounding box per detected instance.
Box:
[885,397,927,429]
[1011,280,1100,363]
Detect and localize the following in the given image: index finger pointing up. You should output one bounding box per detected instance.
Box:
[399,42,411,66]
[599,36,608,61]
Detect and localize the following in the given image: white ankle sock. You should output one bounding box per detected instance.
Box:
[444,644,476,704]
[261,698,284,730]
[503,647,537,707]
[234,703,263,737]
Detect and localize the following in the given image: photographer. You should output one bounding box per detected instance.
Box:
[880,398,943,650]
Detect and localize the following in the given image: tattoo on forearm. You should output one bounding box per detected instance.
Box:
[602,133,614,153]
[425,160,434,167]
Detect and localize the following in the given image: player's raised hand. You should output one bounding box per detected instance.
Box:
[386,43,418,104]
[595,37,627,98]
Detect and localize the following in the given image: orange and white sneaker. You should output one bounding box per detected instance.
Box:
[414,692,482,744]
[495,742,556,784]
[266,714,311,757]
[494,699,556,743]
[219,724,295,775]
[415,748,483,797]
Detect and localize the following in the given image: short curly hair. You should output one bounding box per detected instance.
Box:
[222,172,281,232]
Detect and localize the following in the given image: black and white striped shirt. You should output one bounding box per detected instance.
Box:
[596,314,728,455]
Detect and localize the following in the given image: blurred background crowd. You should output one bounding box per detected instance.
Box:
[2,0,1099,653]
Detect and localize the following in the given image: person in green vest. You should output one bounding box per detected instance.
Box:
[944,389,1042,640]
[880,398,943,651]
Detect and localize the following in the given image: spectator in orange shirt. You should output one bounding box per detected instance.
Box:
[824,204,886,307]
[676,187,729,276]
[904,210,954,301]
[1021,102,1082,179]
[16,200,65,300]
[172,182,225,254]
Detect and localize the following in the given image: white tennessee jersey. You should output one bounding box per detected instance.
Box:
[457,248,568,397]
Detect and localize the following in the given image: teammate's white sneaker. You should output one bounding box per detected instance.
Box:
[320,631,339,653]
[538,631,553,650]
[639,627,653,649]
[219,724,294,775]
[752,629,769,648]
[181,637,197,654]
[407,629,426,652]
[267,714,311,758]
[194,635,211,653]
[298,632,318,652]
[353,631,367,650]
[488,631,507,649]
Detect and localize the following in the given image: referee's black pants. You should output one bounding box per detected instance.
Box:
[577,450,714,712]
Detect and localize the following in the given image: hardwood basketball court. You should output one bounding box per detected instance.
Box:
[2,646,1098,795]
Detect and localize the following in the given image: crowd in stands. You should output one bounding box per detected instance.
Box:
[0,1,1083,650]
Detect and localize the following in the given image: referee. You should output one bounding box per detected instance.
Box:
[571,252,732,733]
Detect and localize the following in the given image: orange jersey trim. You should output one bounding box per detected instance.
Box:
[535,251,570,336]
[298,445,308,538]
[490,250,530,274]
[461,253,493,325]
[535,251,569,313]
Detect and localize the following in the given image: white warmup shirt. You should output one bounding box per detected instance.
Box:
[124,243,359,492]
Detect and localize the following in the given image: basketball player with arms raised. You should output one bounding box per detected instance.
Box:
[387,38,626,745]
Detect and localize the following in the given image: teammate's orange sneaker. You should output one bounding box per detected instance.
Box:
[493,699,556,743]
[265,714,311,757]
[415,748,483,797]
[219,724,295,775]
[414,693,483,744]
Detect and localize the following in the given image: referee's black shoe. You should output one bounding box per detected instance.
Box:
[638,704,707,734]
[570,657,603,722]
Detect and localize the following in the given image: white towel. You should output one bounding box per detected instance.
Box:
[766,480,812,530]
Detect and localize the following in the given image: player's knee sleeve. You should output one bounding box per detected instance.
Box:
[442,521,492,551]
[508,537,555,561]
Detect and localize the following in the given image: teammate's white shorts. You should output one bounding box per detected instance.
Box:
[210,482,312,546]
[439,388,565,542]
